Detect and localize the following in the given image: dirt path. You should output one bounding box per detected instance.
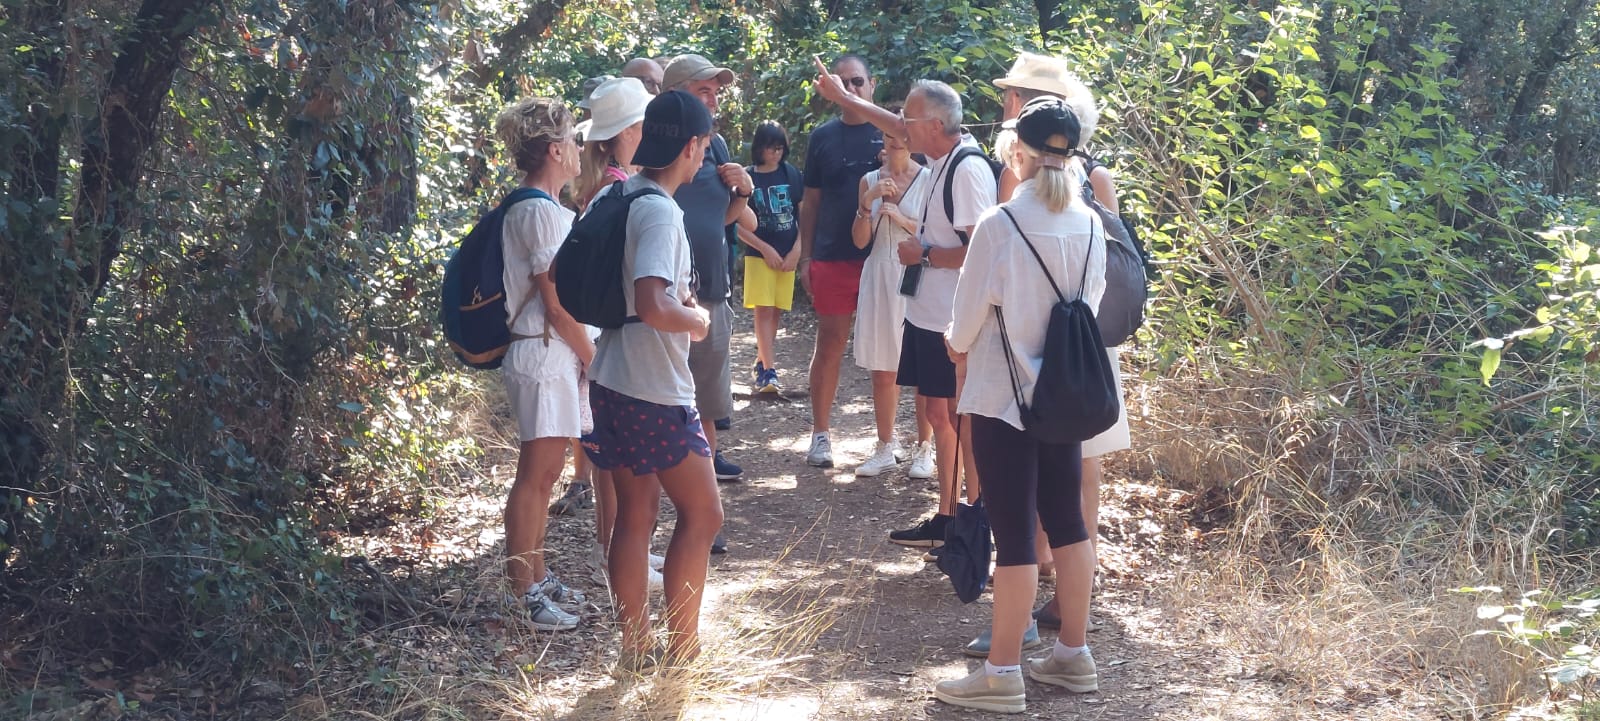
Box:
[320,301,1426,721]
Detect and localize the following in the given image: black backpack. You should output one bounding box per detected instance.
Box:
[1078,155,1149,347]
[440,187,552,369]
[993,207,1120,444]
[553,180,666,329]
[940,146,1004,245]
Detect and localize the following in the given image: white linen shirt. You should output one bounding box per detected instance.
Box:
[946,179,1107,430]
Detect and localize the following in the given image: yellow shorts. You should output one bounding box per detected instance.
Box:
[743,256,796,311]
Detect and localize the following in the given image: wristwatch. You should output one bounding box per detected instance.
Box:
[920,246,933,268]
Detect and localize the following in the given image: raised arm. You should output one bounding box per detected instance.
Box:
[812,56,907,139]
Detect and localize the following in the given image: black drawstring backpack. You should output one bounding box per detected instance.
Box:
[993,207,1120,444]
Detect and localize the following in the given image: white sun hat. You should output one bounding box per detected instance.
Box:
[576,77,651,142]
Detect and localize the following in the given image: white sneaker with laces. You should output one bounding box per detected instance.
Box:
[892,438,908,462]
[908,441,935,479]
[806,433,833,468]
[855,441,899,477]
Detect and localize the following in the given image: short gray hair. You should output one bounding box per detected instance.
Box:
[911,79,962,137]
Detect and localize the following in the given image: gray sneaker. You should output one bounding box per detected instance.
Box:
[963,621,1043,658]
[520,589,579,631]
[538,572,587,608]
[1027,648,1098,693]
[933,667,1026,713]
[806,434,833,468]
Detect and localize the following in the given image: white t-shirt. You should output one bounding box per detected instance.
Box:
[502,195,575,340]
[588,175,699,407]
[905,136,997,332]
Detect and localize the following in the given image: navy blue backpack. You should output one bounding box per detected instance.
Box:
[440,187,551,369]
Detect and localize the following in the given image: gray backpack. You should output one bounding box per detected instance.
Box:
[1079,155,1148,347]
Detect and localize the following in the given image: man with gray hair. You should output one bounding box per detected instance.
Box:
[813,68,997,548]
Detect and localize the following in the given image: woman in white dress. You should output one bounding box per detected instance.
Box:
[850,125,933,478]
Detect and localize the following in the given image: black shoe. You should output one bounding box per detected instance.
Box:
[711,532,728,554]
[714,452,742,481]
[714,416,731,431]
[888,513,951,548]
[1032,594,1061,629]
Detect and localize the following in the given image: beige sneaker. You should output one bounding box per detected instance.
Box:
[933,667,1026,713]
[1027,649,1098,693]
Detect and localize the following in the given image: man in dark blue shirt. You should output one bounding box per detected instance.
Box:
[796,53,883,469]
[664,54,756,489]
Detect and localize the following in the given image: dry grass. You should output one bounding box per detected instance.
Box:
[1123,347,1595,720]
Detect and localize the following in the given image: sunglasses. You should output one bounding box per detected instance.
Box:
[841,76,868,88]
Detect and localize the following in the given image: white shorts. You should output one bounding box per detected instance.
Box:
[1082,346,1131,458]
[502,338,587,442]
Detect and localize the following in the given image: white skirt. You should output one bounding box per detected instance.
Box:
[502,337,587,442]
[1082,346,1131,458]
[853,257,907,372]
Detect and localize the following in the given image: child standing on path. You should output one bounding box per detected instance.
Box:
[583,90,724,671]
[737,121,803,394]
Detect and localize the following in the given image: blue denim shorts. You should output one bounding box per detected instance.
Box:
[581,382,712,475]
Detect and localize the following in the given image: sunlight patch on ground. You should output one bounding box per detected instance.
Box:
[680,692,822,721]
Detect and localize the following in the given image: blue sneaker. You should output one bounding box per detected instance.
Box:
[752,361,766,383]
[756,367,781,394]
[714,451,743,481]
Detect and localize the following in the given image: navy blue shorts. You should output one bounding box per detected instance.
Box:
[582,382,712,475]
[896,321,957,399]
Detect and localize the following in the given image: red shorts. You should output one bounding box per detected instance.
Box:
[807,258,866,316]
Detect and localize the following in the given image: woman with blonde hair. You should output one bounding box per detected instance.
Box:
[548,76,664,591]
[935,97,1105,713]
[571,77,652,210]
[493,95,591,631]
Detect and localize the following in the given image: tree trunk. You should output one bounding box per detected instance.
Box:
[495,0,572,63]
[1035,0,1065,37]
[1500,0,1591,150]
[2,0,211,551]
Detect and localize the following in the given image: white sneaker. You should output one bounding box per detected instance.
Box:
[648,553,666,571]
[908,441,935,479]
[520,589,579,631]
[806,433,833,468]
[855,441,899,477]
[648,567,664,593]
[892,438,908,462]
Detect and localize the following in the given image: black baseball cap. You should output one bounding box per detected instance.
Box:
[1003,96,1082,156]
[632,90,714,169]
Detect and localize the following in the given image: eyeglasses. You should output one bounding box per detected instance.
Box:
[898,110,936,124]
[841,76,868,88]
[639,78,662,93]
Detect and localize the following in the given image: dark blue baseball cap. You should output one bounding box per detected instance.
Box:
[632,90,714,169]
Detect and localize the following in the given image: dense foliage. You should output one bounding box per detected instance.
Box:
[1,0,1596,706]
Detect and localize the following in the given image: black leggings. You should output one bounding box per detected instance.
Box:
[970,414,1088,567]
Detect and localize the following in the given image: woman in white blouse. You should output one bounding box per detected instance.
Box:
[937,97,1106,713]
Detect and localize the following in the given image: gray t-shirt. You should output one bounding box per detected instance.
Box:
[673,135,735,302]
[589,175,698,407]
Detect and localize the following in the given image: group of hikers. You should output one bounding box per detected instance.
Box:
[481,48,1132,714]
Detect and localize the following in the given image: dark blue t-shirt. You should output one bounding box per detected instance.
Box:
[674,134,735,301]
[747,162,802,257]
[804,118,882,262]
